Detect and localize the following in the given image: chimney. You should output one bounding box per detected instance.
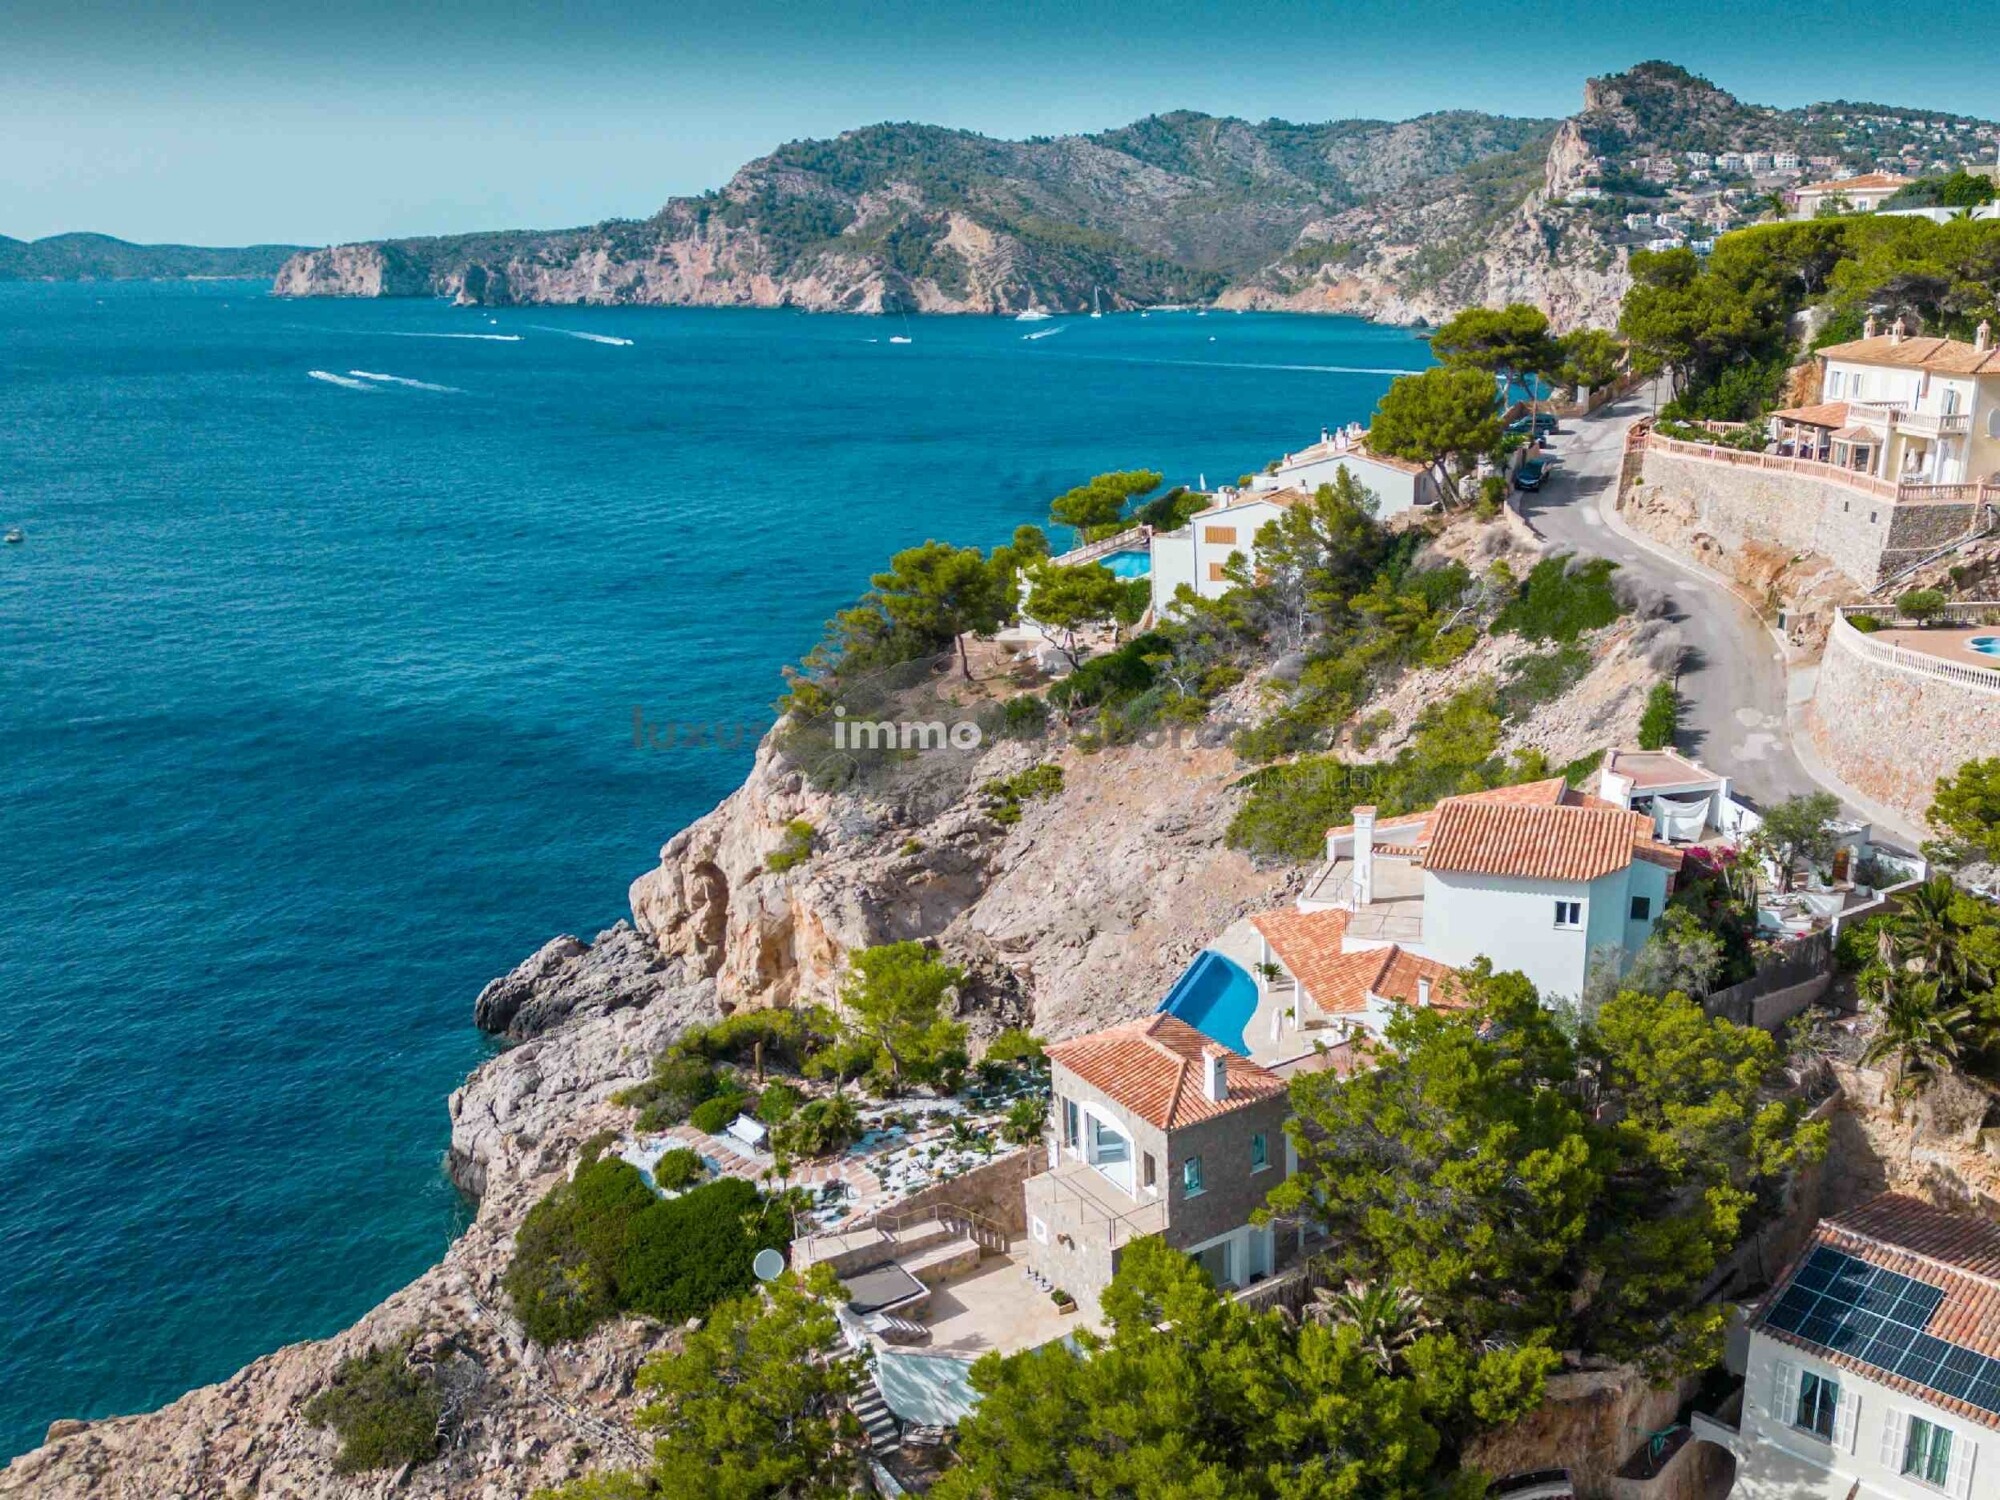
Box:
[1416,977,1432,1008]
[1979,320,1993,353]
[1600,769,1635,810]
[1351,805,1377,908]
[1864,314,1879,339]
[1891,316,1908,344]
[1203,1049,1228,1102]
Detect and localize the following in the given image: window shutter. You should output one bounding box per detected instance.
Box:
[1769,1361,1797,1426]
[1833,1387,1857,1453]
[1948,1433,1975,1500]
[1880,1406,1907,1470]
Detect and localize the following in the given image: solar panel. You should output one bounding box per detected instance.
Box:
[1771,1247,2000,1416]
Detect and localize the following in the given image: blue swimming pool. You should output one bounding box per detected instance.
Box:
[1156,950,1259,1055]
[1971,635,1999,658]
[1099,549,1152,579]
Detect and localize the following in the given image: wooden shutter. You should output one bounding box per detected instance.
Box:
[1770,1360,1797,1426]
[1879,1406,1908,1471]
[1202,526,1237,544]
[1947,1430,1976,1500]
[1833,1386,1858,1453]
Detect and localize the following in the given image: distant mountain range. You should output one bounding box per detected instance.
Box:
[0,233,305,281]
[29,63,2000,329]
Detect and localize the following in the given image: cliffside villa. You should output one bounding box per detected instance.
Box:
[1791,172,1915,215]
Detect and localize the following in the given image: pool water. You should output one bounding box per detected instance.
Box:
[1099,549,1152,578]
[1970,635,1999,657]
[1156,950,1259,1054]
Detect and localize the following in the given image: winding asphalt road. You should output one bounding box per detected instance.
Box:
[1512,389,1831,814]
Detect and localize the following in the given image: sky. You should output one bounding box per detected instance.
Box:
[4,0,1997,246]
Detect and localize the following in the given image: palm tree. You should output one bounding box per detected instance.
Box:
[1860,971,1972,1092]
[1886,876,1994,1001]
[1304,1278,1438,1372]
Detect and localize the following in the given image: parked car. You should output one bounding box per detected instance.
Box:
[1506,414,1560,436]
[1513,458,1548,491]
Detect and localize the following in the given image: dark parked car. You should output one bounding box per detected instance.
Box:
[1513,458,1548,491]
[1506,414,1560,436]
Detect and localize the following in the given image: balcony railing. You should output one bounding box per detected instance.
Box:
[1646,431,1998,505]
[1847,399,1974,437]
[1830,608,2000,696]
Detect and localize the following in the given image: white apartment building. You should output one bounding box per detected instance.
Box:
[1794,172,1914,215]
[1703,1193,1994,1500]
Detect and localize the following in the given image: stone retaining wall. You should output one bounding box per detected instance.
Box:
[1808,620,2000,825]
[1637,447,1983,588]
[855,1145,1040,1238]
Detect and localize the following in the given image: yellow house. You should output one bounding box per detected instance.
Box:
[1811,319,2000,488]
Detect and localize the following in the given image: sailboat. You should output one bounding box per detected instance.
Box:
[1090,287,1103,319]
[888,311,913,345]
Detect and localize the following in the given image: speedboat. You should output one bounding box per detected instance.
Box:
[3,528,21,545]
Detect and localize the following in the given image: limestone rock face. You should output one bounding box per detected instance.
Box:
[471,922,690,1040]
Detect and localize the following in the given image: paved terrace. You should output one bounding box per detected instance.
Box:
[1867,626,2000,674]
[1299,853,1425,943]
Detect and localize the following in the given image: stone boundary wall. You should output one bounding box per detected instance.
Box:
[1638,446,1983,588]
[854,1144,1041,1239]
[1808,615,2000,824]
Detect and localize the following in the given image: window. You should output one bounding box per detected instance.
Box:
[1869,511,1878,524]
[1903,1416,1953,1489]
[1143,1153,1157,1192]
[1794,1371,1838,1440]
[1630,895,1652,921]
[1943,386,1961,417]
[1062,1098,1078,1149]
[1182,1156,1205,1196]
[1030,1215,1048,1245]
[1207,562,1229,582]
[1203,526,1238,545]
[1250,1133,1269,1171]
[1554,900,1583,929]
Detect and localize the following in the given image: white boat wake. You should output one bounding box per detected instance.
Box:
[380,331,522,342]
[307,370,374,390]
[532,327,634,346]
[348,370,460,392]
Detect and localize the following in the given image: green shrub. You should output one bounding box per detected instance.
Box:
[1350,710,1395,751]
[1560,748,1606,787]
[688,1090,748,1135]
[981,763,1066,824]
[1422,624,1480,668]
[652,1148,705,1193]
[755,1081,804,1124]
[620,1053,721,1130]
[1896,588,1948,626]
[1047,634,1163,709]
[995,693,1050,739]
[770,1094,862,1159]
[1847,613,1883,634]
[1495,644,1592,722]
[765,820,817,873]
[676,1008,836,1071]
[1638,679,1680,750]
[505,1161,788,1344]
[303,1342,442,1475]
[1492,555,1624,642]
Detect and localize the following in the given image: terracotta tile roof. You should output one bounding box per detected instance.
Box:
[1801,172,1913,193]
[1424,800,1665,883]
[1769,401,1851,428]
[1325,779,1604,845]
[1753,1193,2000,1431]
[1250,908,1463,1017]
[1047,1014,1285,1131]
[1817,334,2000,376]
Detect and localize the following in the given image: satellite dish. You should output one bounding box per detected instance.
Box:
[752,1248,787,1283]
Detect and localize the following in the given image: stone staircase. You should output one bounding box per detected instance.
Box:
[851,1377,901,1455]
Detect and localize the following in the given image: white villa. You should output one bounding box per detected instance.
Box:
[1286,772,1691,1007]
[1792,172,1914,215]
[1148,426,1439,613]
[1781,321,2000,489]
[1699,1193,1996,1500]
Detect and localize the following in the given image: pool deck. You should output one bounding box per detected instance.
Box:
[1202,918,1356,1073]
[1871,626,2000,673]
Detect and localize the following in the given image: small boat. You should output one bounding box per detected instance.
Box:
[889,335,913,345]
[1090,287,1103,319]
[1015,309,1052,322]
[4,528,22,544]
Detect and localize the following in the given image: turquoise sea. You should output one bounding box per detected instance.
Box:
[0,282,1425,1459]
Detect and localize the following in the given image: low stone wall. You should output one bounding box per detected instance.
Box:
[1636,446,1983,589]
[855,1145,1041,1239]
[1808,616,2000,825]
